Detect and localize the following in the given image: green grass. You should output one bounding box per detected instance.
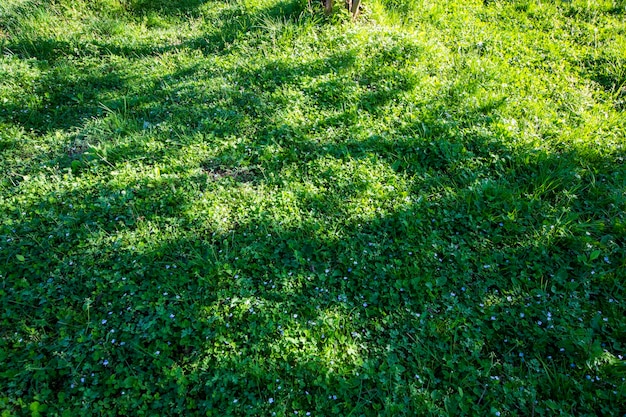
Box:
[1,0,625,415]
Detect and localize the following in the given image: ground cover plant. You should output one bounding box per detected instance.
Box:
[1,0,625,415]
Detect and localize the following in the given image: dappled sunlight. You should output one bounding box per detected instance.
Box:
[1,0,625,415]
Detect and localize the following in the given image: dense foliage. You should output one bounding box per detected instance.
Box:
[1,0,624,415]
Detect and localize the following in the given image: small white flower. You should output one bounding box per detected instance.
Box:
[103,360,109,366]
[269,398,274,404]
[101,319,107,324]
[155,351,160,355]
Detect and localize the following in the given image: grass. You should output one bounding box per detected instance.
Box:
[1,0,625,415]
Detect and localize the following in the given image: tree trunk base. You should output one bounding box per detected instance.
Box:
[320,0,360,18]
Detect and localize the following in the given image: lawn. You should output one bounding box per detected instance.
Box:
[1,0,625,415]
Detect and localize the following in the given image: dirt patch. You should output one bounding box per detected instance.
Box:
[202,162,261,183]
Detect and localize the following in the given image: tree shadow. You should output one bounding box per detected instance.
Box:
[123,0,211,17]
[4,89,623,412]
[579,54,626,111]
[1,1,625,415]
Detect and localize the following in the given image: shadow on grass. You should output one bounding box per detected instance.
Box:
[123,0,211,17]
[1,1,625,415]
[4,96,624,414]
[0,0,322,137]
